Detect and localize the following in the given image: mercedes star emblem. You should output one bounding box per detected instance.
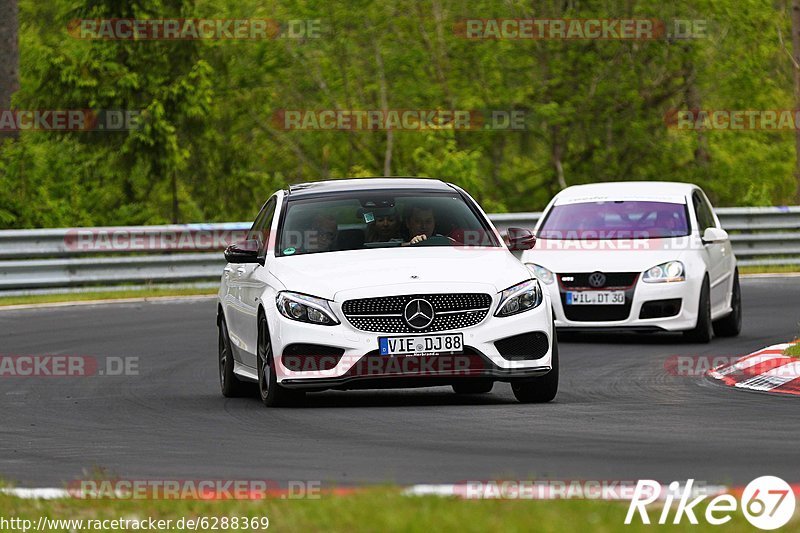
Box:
[403,298,435,329]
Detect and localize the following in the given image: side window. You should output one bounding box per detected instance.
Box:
[246,203,267,241]
[692,192,715,232]
[247,197,277,249]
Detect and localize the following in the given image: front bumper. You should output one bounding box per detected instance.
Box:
[279,350,551,390]
[267,289,555,389]
[545,274,702,332]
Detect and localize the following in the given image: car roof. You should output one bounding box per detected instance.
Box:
[287,177,454,198]
[553,181,697,205]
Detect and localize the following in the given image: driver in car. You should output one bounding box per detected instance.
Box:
[403,204,436,245]
[305,213,338,253]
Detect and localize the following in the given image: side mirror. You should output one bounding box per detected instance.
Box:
[507,227,536,251]
[224,239,261,264]
[702,227,728,244]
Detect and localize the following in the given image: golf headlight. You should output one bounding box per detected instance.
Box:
[276,292,339,325]
[495,279,543,317]
[525,263,554,285]
[643,261,685,283]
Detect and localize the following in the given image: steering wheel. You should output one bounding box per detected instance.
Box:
[633,211,658,228]
[410,234,457,246]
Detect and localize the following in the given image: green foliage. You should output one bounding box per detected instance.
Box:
[0,487,765,532]
[1,0,799,228]
[786,342,800,358]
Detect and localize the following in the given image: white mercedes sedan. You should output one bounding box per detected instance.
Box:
[217,178,557,406]
[520,182,741,343]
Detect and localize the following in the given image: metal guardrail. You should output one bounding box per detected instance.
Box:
[0,207,798,292]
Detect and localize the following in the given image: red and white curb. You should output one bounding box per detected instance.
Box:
[0,486,359,500]
[0,484,729,501]
[5,482,798,502]
[404,482,800,501]
[708,342,800,395]
[1,488,70,500]
[401,483,719,500]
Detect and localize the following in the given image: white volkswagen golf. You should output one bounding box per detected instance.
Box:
[217,178,557,406]
[520,182,741,343]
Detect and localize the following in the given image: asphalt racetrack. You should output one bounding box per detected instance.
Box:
[2,276,798,489]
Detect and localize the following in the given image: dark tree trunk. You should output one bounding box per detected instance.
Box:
[171,172,179,224]
[551,124,566,191]
[0,0,19,140]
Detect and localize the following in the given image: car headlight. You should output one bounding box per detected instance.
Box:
[525,263,555,285]
[643,261,685,283]
[495,279,543,317]
[276,292,340,325]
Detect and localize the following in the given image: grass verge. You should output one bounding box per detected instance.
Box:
[0,489,774,532]
[784,341,800,358]
[0,287,217,307]
[739,264,800,275]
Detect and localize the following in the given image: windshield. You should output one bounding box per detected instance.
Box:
[276,190,499,256]
[538,201,690,240]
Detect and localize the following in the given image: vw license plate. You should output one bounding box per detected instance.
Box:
[378,333,464,356]
[566,291,625,305]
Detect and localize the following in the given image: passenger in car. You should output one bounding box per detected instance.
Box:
[655,210,679,237]
[365,206,402,243]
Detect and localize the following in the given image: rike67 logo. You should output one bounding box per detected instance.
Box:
[625,477,796,530]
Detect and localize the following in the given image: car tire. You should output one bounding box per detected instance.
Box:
[257,314,305,407]
[511,336,559,403]
[684,276,713,344]
[713,268,742,337]
[452,380,493,394]
[218,316,250,397]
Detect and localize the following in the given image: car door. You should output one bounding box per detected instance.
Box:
[692,190,731,314]
[226,197,276,367]
[237,195,279,368]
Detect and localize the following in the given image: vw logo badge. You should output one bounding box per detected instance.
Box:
[588,271,607,288]
[403,298,435,329]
